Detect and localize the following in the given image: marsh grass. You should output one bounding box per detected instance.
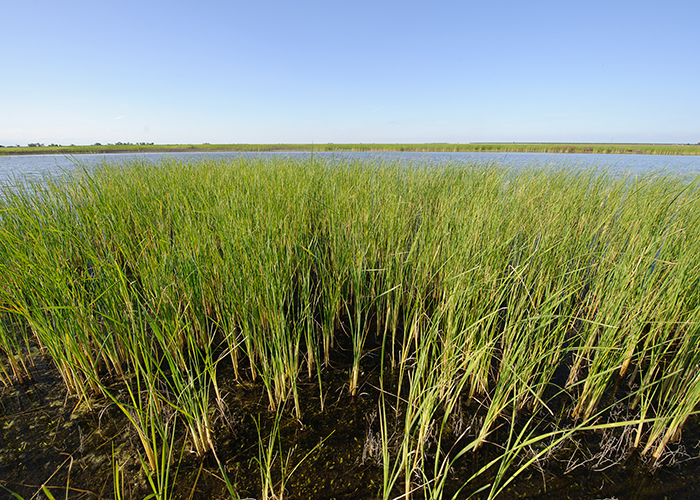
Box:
[1,156,700,498]
[2,142,699,156]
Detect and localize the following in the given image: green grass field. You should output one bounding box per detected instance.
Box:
[1,156,700,499]
[1,141,699,156]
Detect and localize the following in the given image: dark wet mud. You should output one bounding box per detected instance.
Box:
[1,352,699,500]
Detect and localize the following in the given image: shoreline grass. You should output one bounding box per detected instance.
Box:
[1,141,700,157]
[1,156,700,498]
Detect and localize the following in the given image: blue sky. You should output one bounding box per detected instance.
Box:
[2,0,699,146]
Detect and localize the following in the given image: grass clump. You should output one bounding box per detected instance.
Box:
[1,156,700,499]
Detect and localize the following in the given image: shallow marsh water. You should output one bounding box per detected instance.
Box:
[2,349,700,500]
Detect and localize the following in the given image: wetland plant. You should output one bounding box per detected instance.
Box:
[1,156,700,498]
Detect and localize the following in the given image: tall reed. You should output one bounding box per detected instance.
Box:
[2,156,700,498]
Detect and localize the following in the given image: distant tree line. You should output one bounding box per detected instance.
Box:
[109,142,155,146]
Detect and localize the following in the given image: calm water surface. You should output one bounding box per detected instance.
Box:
[2,151,700,187]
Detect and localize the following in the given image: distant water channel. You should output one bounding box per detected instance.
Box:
[2,151,700,187]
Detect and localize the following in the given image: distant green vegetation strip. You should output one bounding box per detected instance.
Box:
[1,142,699,155]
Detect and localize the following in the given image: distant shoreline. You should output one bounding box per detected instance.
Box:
[1,142,699,156]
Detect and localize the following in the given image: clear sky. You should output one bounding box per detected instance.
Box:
[2,0,699,146]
